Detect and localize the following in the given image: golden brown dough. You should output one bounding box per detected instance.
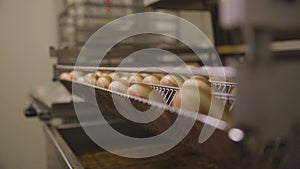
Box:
[70,71,84,80]
[183,78,211,93]
[108,80,129,94]
[160,75,184,87]
[100,74,112,83]
[140,73,149,78]
[96,77,111,89]
[152,74,164,79]
[95,71,102,79]
[127,84,152,99]
[84,73,96,85]
[59,72,71,80]
[109,72,121,81]
[128,74,144,83]
[191,75,208,81]
[142,75,160,85]
[172,81,230,121]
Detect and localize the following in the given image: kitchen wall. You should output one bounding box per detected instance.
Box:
[0,0,58,168]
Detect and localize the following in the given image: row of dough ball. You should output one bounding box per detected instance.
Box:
[59,71,189,88]
[59,71,231,121]
[59,71,207,105]
[59,71,165,101]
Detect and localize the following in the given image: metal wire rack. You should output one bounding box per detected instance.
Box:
[146,81,237,111]
[58,78,244,167]
[210,80,237,111]
[210,80,236,94]
[146,84,179,105]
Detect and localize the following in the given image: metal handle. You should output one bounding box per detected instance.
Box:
[24,105,38,117]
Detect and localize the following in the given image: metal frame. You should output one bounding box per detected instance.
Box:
[44,124,85,169]
[219,0,300,168]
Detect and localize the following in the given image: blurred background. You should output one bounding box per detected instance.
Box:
[0,1,59,168]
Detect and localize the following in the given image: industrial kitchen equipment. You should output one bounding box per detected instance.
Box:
[25,0,300,168]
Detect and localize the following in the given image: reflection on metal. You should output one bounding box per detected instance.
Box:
[228,128,244,142]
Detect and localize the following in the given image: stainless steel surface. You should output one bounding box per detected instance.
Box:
[44,124,85,169]
[44,119,228,169]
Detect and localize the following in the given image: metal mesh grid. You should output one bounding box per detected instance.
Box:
[209,80,237,111]
[147,84,179,105]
